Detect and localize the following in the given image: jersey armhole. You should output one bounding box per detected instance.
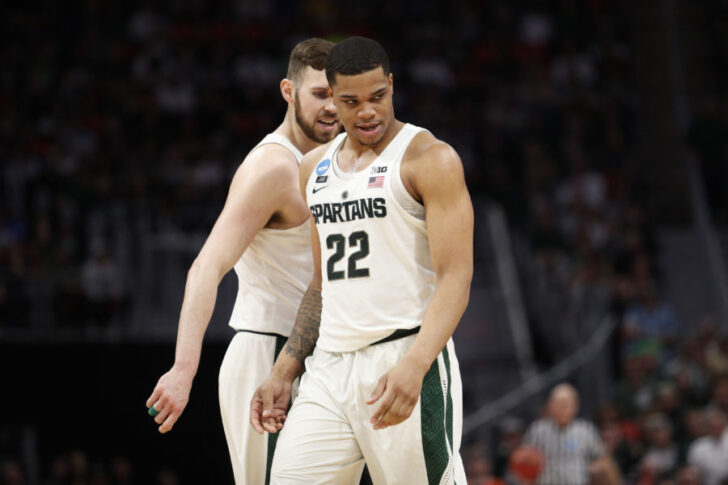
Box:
[387,129,427,224]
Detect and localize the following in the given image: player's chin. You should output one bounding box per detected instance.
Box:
[354,123,383,144]
[315,120,339,139]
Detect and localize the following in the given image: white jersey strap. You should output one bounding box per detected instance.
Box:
[254,133,304,163]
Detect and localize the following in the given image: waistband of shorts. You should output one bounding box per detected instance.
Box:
[236,329,288,339]
[370,326,421,346]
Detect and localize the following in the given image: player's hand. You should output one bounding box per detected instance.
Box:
[366,357,427,430]
[146,366,194,434]
[250,373,292,435]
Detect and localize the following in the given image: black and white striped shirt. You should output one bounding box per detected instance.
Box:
[524,418,605,485]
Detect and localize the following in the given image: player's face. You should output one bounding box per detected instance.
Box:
[331,67,394,147]
[294,67,339,143]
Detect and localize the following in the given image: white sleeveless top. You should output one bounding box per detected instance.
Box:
[229,133,313,336]
[306,124,436,352]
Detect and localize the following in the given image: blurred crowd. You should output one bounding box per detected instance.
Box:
[0,0,647,335]
[0,450,179,485]
[465,318,728,485]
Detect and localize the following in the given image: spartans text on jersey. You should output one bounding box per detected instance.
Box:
[310,198,387,224]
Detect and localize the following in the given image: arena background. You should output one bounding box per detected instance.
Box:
[2,0,728,483]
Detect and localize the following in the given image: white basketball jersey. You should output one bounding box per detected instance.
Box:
[306,124,436,352]
[229,133,313,336]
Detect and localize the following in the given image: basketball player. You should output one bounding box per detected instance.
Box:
[251,37,473,484]
[145,38,339,485]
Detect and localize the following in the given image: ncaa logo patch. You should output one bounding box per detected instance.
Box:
[316,159,331,176]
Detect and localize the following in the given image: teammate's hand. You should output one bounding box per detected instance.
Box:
[366,358,427,430]
[250,374,292,435]
[145,366,195,434]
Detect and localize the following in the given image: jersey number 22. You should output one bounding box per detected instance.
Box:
[326,231,370,280]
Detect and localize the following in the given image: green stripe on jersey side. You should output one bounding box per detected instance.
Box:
[420,355,449,485]
[265,336,288,485]
[443,345,454,458]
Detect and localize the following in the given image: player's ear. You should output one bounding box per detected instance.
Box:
[388,73,393,88]
[280,78,295,105]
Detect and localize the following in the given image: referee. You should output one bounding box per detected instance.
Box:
[523,383,607,485]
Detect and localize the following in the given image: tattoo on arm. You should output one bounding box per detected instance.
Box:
[285,286,321,362]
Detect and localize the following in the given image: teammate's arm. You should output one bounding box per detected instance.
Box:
[145,145,301,434]
[368,139,473,429]
[251,147,326,434]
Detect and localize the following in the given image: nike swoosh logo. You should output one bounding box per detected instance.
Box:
[312,186,328,194]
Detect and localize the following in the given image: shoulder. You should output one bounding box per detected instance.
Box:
[400,128,468,203]
[527,418,551,434]
[573,419,601,438]
[573,417,594,427]
[229,142,300,198]
[402,130,461,170]
[242,142,299,177]
[301,143,331,170]
[300,141,336,178]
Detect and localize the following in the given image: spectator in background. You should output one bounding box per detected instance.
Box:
[492,416,526,478]
[80,243,125,329]
[613,347,659,419]
[108,456,134,485]
[42,454,69,485]
[639,413,679,478]
[622,282,679,359]
[1,460,25,485]
[678,408,707,463]
[687,407,728,485]
[673,465,701,485]
[598,416,642,478]
[709,375,728,415]
[463,443,505,485]
[155,469,179,485]
[523,383,607,485]
[67,449,90,485]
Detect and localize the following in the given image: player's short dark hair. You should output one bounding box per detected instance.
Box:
[326,37,390,86]
[287,38,335,83]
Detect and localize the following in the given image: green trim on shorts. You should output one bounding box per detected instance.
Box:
[265,335,288,485]
[443,346,454,457]
[420,352,452,485]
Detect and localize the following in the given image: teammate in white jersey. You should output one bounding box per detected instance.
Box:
[251,37,474,484]
[145,38,339,485]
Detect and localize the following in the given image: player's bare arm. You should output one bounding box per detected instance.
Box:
[368,132,474,429]
[250,144,329,434]
[146,144,304,434]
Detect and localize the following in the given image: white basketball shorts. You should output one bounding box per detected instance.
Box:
[219,330,288,485]
[270,335,466,485]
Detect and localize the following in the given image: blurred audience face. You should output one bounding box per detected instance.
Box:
[548,384,579,427]
[69,449,89,478]
[599,421,622,453]
[644,413,673,448]
[675,466,701,485]
[1,461,24,485]
[705,408,727,439]
[292,66,338,143]
[110,456,133,482]
[655,383,679,412]
[712,376,728,411]
[464,448,493,485]
[156,469,179,485]
[683,408,706,440]
[497,416,525,454]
